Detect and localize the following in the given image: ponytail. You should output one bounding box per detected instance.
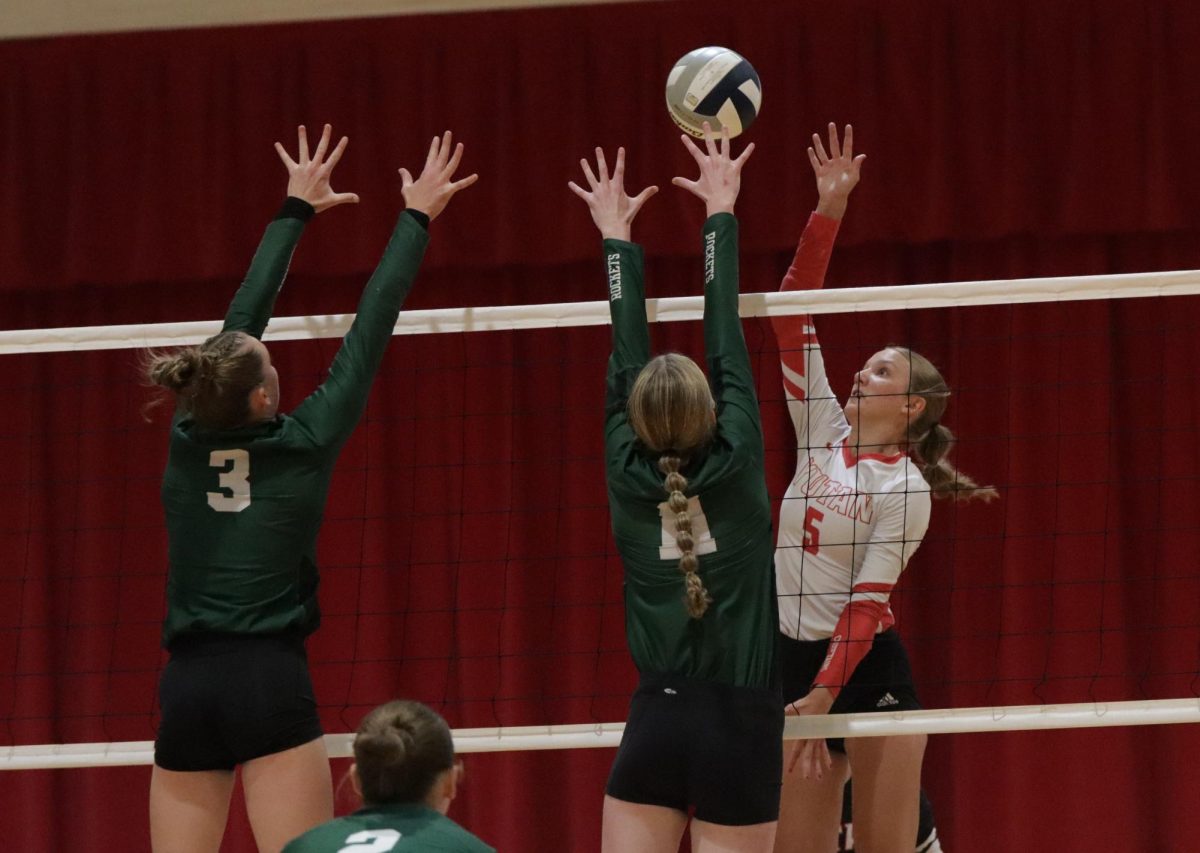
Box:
[911,420,998,503]
[658,454,712,619]
[890,346,998,503]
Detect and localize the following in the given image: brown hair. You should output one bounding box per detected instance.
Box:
[892,346,998,503]
[354,700,455,806]
[144,331,265,430]
[627,353,716,618]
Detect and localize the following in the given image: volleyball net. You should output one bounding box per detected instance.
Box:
[4,268,1200,770]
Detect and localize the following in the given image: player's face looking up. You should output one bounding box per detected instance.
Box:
[843,348,925,440]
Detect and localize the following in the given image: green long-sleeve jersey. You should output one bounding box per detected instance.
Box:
[160,200,429,647]
[281,804,495,853]
[604,213,778,689]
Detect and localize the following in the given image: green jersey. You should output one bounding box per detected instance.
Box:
[281,804,495,853]
[161,201,429,646]
[604,213,778,689]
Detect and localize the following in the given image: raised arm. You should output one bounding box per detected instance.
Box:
[290,132,477,448]
[223,124,360,338]
[775,124,865,452]
[672,124,759,443]
[568,147,658,436]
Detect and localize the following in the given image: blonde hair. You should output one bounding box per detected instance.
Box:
[353,700,455,806]
[143,331,264,430]
[627,353,716,618]
[892,346,998,503]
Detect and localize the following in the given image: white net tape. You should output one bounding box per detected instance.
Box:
[5,267,1200,770]
[3,269,1198,354]
[5,700,1200,769]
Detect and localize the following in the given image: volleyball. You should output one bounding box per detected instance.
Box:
[665,46,762,138]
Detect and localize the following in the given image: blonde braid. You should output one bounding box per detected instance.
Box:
[659,454,711,619]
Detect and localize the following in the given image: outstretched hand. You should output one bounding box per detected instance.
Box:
[810,123,865,221]
[274,124,360,213]
[568,147,658,242]
[671,122,754,217]
[400,131,479,222]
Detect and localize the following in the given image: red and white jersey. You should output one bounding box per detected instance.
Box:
[772,213,931,696]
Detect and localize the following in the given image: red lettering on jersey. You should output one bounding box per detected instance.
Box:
[796,458,875,525]
[851,494,874,524]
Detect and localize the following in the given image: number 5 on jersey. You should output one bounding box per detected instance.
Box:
[803,506,824,555]
[207,449,251,512]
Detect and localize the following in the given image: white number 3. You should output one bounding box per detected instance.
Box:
[337,829,402,853]
[206,449,251,513]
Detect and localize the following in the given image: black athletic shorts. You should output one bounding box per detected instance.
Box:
[155,633,323,772]
[605,673,784,826]
[779,629,921,753]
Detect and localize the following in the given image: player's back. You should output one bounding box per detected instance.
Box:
[281,804,495,853]
[607,423,777,688]
[161,413,337,643]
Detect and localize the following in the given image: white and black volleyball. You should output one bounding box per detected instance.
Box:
[665,46,762,138]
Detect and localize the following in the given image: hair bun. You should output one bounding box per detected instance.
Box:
[147,351,198,392]
[357,730,407,765]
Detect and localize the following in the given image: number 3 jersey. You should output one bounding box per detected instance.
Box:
[160,200,429,647]
[773,213,931,696]
[604,214,778,690]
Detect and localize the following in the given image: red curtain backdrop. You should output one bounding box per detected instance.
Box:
[3,1,1200,850]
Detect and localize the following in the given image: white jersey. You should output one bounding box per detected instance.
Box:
[774,336,931,641]
[772,213,931,691]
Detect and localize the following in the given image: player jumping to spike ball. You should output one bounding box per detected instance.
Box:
[569,124,782,853]
[282,700,495,853]
[145,125,477,853]
[771,123,995,853]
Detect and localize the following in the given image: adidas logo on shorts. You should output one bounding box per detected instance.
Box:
[876,692,900,708]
